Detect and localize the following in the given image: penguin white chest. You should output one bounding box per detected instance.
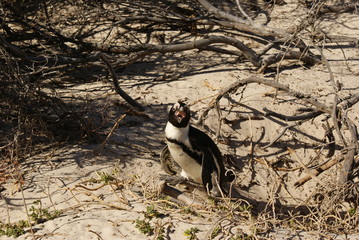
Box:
[165,122,202,183]
[166,141,202,183]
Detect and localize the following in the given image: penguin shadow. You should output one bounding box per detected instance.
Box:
[159,170,277,215]
[160,144,316,217]
[160,144,270,211]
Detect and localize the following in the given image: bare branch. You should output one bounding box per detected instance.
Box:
[337,116,359,184]
[92,35,262,68]
[263,107,323,121]
[98,53,145,111]
[294,155,343,187]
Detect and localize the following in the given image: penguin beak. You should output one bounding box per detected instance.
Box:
[175,109,186,122]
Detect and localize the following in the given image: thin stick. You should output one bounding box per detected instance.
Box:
[294,155,342,187]
[93,114,126,155]
[235,0,255,24]
[263,122,297,149]
[89,230,104,240]
[0,192,11,224]
[248,114,254,160]
[332,95,347,147]
[288,148,325,187]
[99,53,145,111]
[19,183,35,238]
[337,116,358,184]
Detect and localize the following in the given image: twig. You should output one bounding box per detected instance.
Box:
[294,155,342,187]
[0,192,11,224]
[263,107,323,121]
[93,114,126,155]
[315,46,347,149]
[315,46,338,92]
[98,53,145,111]
[288,148,325,187]
[323,120,336,158]
[235,0,255,24]
[19,182,35,238]
[332,95,347,147]
[263,122,297,149]
[337,116,358,184]
[222,114,264,124]
[62,186,131,211]
[248,114,254,160]
[89,230,104,240]
[338,93,359,110]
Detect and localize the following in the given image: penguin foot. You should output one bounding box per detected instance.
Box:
[160,175,188,186]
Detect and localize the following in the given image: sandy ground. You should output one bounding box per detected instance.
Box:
[1,1,359,240]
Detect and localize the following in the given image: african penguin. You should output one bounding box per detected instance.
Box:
[164,101,234,196]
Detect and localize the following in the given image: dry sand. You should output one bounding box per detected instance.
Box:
[1,1,359,239]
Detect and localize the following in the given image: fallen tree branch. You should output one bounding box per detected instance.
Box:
[316,2,359,15]
[89,35,321,70]
[92,35,262,67]
[217,76,334,114]
[289,148,326,187]
[197,76,331,126]
[198,76,358,182]
[263,107,323,121]
[93,114,127,156]
[337,116,359,184]
[294,155,342,187]
[197,0,285,38]
[98,53,145,111]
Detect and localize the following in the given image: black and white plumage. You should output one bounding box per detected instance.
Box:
[164,101,234,196]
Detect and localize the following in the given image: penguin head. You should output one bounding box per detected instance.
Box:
[168,101,190,128]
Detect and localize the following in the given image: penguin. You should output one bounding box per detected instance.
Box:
[164,101,235,196]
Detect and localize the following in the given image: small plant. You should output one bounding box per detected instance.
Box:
[158,195,177,210]
[96,171,115,184]
[0,220,29,237]
[135,218,154,236]
[211,226,221,238]
[184,227,200,240]
[181,207,197,216]
[29,200,61,224]
[155,226,166,240]
[144,205,161,219]
[348,207,356,216]
[238,203,253,212]
[135,205,166,237]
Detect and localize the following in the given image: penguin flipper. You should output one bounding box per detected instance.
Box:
[160,145,180,175]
